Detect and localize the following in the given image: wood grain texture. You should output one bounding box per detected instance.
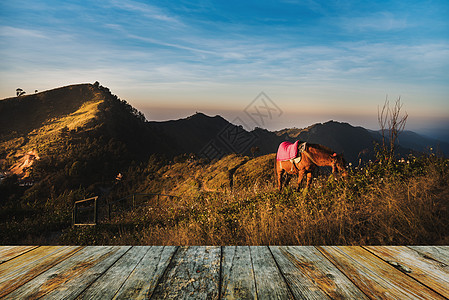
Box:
[113,246,177,300]
[0,246,83,298]
[0,246,39,264]
[4,246,130,300]
[270,246,368,299]
[221,246,257,299]
[0,246,448,299]
[271,246,367,299]
[151,246,221,299]
[250,246,294,299]
[364,246,449,298]
[78,246,150,299]
[408,246,449,265]
[319,246,445,300]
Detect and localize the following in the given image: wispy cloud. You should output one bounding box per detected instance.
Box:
[338,12,409,32]
[0,26,49,39]
[0,0,448,130]
[107,0,184,27]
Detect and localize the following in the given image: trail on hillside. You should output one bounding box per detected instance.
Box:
[9,150,39,178]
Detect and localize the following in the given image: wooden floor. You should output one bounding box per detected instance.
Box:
[0,246,448,299]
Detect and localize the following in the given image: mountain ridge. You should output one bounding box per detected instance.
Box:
[1,83,447,177]
[2,83,448,245]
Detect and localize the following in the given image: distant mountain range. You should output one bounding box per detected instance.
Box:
[1,83,447,178]
[148,112,449,164]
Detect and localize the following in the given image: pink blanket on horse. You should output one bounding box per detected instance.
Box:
[277,141,299,161]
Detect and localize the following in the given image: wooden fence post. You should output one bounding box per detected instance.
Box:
[94,197,98,225]
[72,202,77,227]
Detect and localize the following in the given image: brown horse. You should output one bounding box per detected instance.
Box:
[275,143,347,192]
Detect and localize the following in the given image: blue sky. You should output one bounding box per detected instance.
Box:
[1,0,448,133]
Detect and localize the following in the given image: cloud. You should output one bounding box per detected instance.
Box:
[107,0,184,26]
[1,0,448,132]
[0,26,49,39]
[338,11,408,32]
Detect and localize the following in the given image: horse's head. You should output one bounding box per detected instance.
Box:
[330,152,348,177]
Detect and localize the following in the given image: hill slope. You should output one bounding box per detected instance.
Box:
[0,83,174,187]
[0,84,99,138]
[2,83,446,179]
[148,112,232,154]
[1,83,448,245]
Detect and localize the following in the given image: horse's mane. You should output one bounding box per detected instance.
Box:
[307,143,334,155]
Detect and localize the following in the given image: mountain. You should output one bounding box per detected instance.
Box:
[273,121,377,164]
[148,112,232,154]
[2,83,448,245]
[417,127,449,144]
[2,83,447,182]
[369,130,449,156]
[0,83,173,191]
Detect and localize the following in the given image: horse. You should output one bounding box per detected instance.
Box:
[275,142,347,192]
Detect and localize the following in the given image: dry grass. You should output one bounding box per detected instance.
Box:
[61,154,449,245]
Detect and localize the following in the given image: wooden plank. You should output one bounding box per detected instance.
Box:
[0,246,39,264]
[408,246,449,265]
[77,246,150,299]
[4,246,130,299]
[364,246,449,298]
[108,246,177,299]
[0,246,83,298]
[318,246,445,300]
[150,246,221,299]
[250,246,294,299]
[270,246,368,299]
[221,246,257,299]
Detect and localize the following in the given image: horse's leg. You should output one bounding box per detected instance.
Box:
[276,164,284,192]
[296,169,305,192]
[306,172,313,188]
[277,171,283,192]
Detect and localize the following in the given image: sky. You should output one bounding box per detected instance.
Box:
[1,0,448,134]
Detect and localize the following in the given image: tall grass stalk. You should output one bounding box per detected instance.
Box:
[61,154,449,245]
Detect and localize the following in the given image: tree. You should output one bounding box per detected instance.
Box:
[16,88,26,96]
[250,146,260,157]
[378,96,408,162]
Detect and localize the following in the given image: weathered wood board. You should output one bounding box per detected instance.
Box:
[221,246,256,299]
[0,246,83,298]
[364,246,449,298]
[408,246,449,265]
[0,246,39,264]
[4,246,129,299]
[250,246,293,299]
[271,246,368,299]
[319,246,445,299]
[0,245,447,299]
[112,246,177,299]
[150,246,221,299]
[78,246,151,299]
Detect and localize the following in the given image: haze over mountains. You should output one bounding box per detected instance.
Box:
[1,83,448,179]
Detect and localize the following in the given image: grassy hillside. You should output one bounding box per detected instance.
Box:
[0,83,172,244]
[1,83,448,246]
[61,152,449,246]
[0,83,172,176]
[0,84,98,138]
[0,84,101,169]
